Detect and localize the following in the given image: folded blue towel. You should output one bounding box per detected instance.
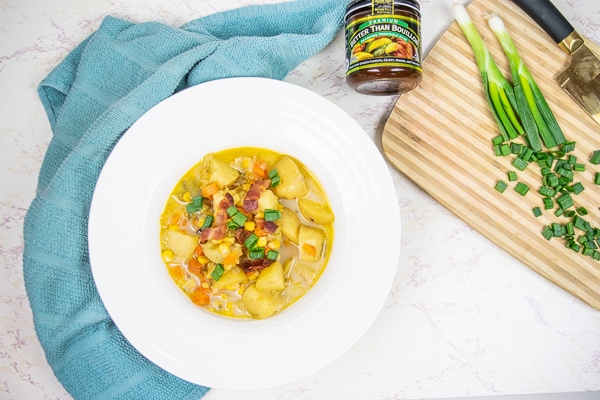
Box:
[23,1,347,398]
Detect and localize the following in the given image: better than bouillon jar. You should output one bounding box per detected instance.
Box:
[345,0,422,95]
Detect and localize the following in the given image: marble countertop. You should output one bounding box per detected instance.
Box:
[2,0,600,399]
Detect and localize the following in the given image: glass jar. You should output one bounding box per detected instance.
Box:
[344,0,422,95]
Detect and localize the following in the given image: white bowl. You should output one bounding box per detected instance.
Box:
[89,77,401,390]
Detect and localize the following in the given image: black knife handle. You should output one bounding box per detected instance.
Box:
[511,0,574,44]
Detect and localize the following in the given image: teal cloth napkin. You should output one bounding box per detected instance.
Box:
[23,1,347,398]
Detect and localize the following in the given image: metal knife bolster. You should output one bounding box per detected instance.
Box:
[559,31,585,54]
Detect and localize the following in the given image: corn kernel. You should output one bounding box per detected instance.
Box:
[161,249,174,263]
[218,243,230,254]
[257,236,267,247]
[244,221,256,231]
[201,282,210,289]
[198,256,210,264]
[268,239,281,249]
[223,236,235,244]
[242,183,251,191]
[182,192,192,202]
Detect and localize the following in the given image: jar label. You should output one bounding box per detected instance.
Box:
[345,10,421,76]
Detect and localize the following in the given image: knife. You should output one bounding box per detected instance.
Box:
[511,0,600,126]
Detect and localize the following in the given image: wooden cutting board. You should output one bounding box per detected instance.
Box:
[382,0,600,310]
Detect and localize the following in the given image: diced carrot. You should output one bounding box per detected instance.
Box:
[252,159,269,178]
[188,258,202,276]
[302,243,317,257]
[201,182,220,197]
[169,266,185,281]
[223,252,239,266]
[190,287,210,306]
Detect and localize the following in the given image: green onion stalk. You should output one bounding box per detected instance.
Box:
[452,2,523,142]
[486,12,566,151]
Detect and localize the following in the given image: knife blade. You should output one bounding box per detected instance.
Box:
[511,0,600,126]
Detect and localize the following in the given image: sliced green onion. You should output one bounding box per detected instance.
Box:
[590,150,600,165]
[507,171,517,182]
[249,247,265,259]
[231,212,247,227]
[514,182,529,196]
[512,157,528,171]
[556,193,574,210]
[244,233,259,249]
[453,3,523,141]
[211,263,224,281]
[542,225,553,240]
[264,209,281,221]
[595,173,600,185]
[200,215,214,230]
[269,169,281,188]
[226,206,238,217]
[532,207,542,217]
[266,250,279,261]
[542,197,554,210]
[494,180,508,193]
[487,13,566,150]
[186,196,204,214]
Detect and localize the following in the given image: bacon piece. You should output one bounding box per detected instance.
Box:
[199,224,226,243]
[214,192,234,226]
[240,257,274,272]
[255,217,278,235]
[243,180,270,213]
[234,228,252,245]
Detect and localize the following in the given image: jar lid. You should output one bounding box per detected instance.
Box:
[345,0,421,21]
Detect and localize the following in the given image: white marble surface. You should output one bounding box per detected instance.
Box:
[2,0,600,399]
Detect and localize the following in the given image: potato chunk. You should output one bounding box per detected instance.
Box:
[243,284,278,319]
[257,189,280,212]
[256,261,285,292]
[212,266,247,290]
[272,156,308,199]
[209,157,239,187]
[279,207,301,244]
[298,198,335,225]
[162,230,197,259]
[298,225,325,262]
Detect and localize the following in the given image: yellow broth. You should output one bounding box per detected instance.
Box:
[159,147,334,319]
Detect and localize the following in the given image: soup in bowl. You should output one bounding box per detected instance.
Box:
[160,147,334,319]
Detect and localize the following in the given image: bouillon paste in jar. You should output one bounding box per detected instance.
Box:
[345,0,422,95]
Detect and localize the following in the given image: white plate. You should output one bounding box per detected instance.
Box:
[89,77,401,390]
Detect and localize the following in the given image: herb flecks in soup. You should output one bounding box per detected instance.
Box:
[160,148,334,319]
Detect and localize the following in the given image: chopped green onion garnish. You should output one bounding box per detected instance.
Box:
[577,207,589,216]
[266,250,279,261]
[542,225,553,240]
[200,215,214,230]
[571,182,584,195]
[249,248,265,259]
[244,233,259,249]
[211,264,224,281]
[186,196,204,214]
[543,197,554,210]
[264,209,281,221]
[556,193,574,210]
[512,157,528,171]
[532,207,542,217]
[590,150,600,165]
[494,180,508,193]
[231,212,247,227]
[562,141,576,153]
[226,206,238,217]
[227,221,240,231]
[514,182,529,196]
[507,171,517,182]
[269,169,281,188]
